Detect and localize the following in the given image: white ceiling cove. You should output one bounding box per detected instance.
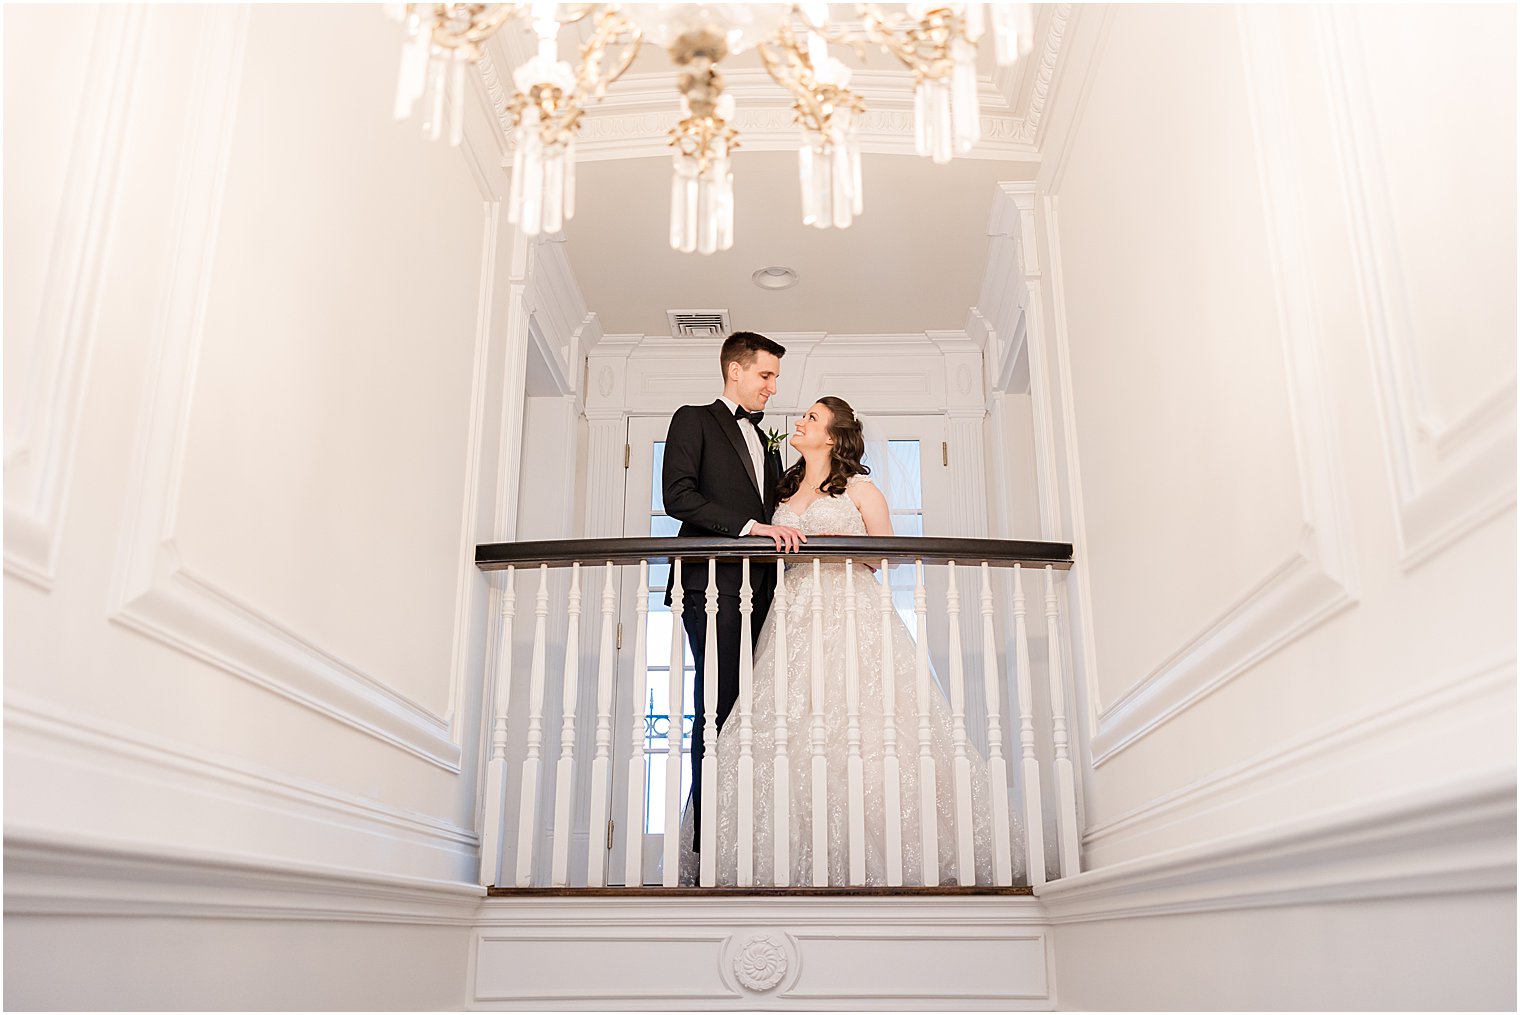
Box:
[483,4,1072,339]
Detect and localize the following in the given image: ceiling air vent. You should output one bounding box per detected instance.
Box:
[668,309,730,339]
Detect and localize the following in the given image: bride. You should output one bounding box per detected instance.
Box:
[677,396,1014,887]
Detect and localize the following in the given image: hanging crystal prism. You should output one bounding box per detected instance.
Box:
[914,76,954,164]
[505,8,579,238]
[949,36,980,154]
[988,3,1036,66]
[799,105,862,229]
[390,5,476,147]
[669,95,736,255]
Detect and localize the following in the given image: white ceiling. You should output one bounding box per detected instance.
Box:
[562,151,1037,336]
[501,4,1070,340]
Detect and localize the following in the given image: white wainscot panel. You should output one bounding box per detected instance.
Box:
[107,5,507,771]
[1053,6,1357,765]
[475,931,737,1006]
[784,932,1048,1004]
[3,6,145,588]
[471,899,1052,1010]
[1322,5,1517,566]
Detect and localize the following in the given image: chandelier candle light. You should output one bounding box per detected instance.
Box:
[389,3,1035,252]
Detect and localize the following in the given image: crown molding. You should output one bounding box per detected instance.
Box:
[1018,3,1072,145]
[568,105,1034,162]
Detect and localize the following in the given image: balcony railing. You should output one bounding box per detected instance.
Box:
[475,536,1077,893]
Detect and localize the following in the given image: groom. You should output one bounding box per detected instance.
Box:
[662,331,805,851]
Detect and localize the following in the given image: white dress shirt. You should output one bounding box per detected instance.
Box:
[718,395,765,536]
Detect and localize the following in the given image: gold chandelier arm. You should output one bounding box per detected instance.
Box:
[425,3,526,54]
[575,9,643,104]
[860,5,961,84]
[755,37,800,97]
[757,27,865,140]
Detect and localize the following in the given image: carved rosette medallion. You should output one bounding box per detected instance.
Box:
[731,933,788,992]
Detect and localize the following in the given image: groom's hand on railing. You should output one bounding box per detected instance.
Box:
[751,523,806,553]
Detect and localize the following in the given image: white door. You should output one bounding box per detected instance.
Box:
[606,413,951,884]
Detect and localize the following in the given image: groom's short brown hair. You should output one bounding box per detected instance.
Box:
[720,331,787,378]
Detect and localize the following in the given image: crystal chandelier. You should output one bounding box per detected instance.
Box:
[389,3,1034,253]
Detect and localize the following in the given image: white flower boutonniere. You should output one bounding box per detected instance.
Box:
[763,428,787,454]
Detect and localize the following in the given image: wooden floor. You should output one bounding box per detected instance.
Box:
[486,884,1034,897]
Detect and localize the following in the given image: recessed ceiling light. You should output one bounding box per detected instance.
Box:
[752,266,799,291]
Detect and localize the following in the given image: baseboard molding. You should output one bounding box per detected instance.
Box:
[1038,769,1515,923]
[4,693,479,881]
[4,827,485,924]
[1082,654,1515,859]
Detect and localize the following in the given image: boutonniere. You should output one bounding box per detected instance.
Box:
[763,428,787,454]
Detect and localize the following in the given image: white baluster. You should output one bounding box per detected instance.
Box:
[843,560,866,885]
[1046,565,1081,878]
[1012,564,1045,886]
[945,561,977,885]
[913,559,939,886]
[662,557,685,887]
[809,558,828,886]
[479,566,516,887]
[586,562,617,887]
[551,562,582,886]
[623,560,649,888]
[515,564,551,887]
[771,558,791,886]
[878,560,903,886]
[699,559,720,886]
[737,557,755,886]
[980,563,1014,886]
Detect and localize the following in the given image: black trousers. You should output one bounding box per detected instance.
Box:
[683,587,772,851]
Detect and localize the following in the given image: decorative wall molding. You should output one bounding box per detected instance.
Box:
[4,827,483,923]
[524,238,588,395]
[101,6,522,774]
[1083,7,1360,766]
[1316,6,1517,568]
[570,103,1034,162]
[581,412,627,540]
[471,896,1052,1010]
[5,693,479,877]
[1038,768,1516,923]
[977,186,1036,398]
[3,7,146,590]
[1081,654,1516,860]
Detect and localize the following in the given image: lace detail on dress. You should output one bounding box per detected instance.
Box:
[674,481,1022,887]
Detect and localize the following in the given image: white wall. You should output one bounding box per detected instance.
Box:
[4,4,526,1006]
[1025,4,1515,1008]
[1052,890,1515,1012]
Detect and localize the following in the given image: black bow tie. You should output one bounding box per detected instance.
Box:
[733,406,763,427]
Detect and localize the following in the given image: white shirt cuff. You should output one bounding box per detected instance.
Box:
[740,519,756,536]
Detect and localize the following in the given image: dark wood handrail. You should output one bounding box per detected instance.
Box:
[475,535,1074,571]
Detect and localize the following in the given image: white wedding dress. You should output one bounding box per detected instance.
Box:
[676,476,1018,887]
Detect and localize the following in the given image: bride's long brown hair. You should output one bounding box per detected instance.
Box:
[776,396,871,502]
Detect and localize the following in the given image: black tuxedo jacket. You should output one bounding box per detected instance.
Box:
[662,399,783,600]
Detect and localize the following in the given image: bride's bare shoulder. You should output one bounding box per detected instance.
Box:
[845,474,882,504]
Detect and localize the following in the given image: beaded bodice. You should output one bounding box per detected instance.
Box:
[771,475,870,536]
